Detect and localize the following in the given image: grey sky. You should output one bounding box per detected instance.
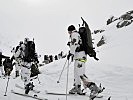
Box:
[0,0,132,55]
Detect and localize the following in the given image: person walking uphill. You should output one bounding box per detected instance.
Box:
[66,18,104,99]
[67,25,87,95]
[20,38,38,94]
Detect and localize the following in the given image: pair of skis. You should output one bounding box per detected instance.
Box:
[15,84,40,93]
[12,84,106,100]
[11,90,47,100]
[45,90,112,100]
[11,84,47,100]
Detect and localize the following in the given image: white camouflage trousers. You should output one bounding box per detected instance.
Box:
[21,62,31,86]
[0,66,4,75]
[74,60,85,86]
[15,58,22,71]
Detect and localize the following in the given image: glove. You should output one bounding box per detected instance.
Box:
[67,51,74,60]
[67,42,71,47]
[67,53,71,60]
[88,50,99,61]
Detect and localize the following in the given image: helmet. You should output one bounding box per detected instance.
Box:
[19,41,23,45]
[68,25,76,31]
[24,38,29,44]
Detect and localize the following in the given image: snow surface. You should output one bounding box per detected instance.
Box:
[0,20,133,100]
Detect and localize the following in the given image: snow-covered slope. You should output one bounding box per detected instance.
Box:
[0,20,133,100]
[97,21,133,68]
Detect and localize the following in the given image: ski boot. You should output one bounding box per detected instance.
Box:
[89,83,105,100]
[90,90,98,100]
[80,74,105,99]
[69,86,77,94]
[80,75,105,93]
[77,85,86,95]
[97,83,105,93]
[69,85,85,95]
[25,82,35,94]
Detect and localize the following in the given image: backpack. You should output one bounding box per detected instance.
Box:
[24,41,35,62]
[3,58,13,71]
[78,17,99,61]
[30,63,40,77]
[15,46,20,53]
[0,52,2,66]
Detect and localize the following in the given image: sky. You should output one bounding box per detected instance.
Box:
[0,0,133,56]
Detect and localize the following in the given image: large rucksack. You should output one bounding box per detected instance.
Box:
[3,58,13,76]
[78,17,99,61]
[0,52,2,66]
[30,63,40,77]
[24,41,35,62]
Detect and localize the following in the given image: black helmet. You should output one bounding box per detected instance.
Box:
[19,41,23,45]
[68,25,75,31]
[24,37,29,44]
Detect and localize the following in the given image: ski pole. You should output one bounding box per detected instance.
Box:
[35,63,41,84]
[57,59,67,83]
[4,76,10,96]
[66,60,70,100]
[37,75,41,84]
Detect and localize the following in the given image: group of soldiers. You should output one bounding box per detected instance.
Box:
[43,51,66,64]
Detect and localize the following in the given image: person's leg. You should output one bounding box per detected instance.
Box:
[15,63,21,77]
[69,60,85,94]
[0,66,4,76]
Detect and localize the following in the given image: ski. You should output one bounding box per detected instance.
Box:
[45,90,103,98]
[11,90,47,100]
[15,84,40,93]
[45,90,73,96]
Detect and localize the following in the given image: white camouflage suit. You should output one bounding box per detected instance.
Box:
[69,30,87,86]
[21,62,32,86]
[20,43,32,86]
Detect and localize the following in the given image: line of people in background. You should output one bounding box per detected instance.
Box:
[43,51,66,64]
[0,37,67,94]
